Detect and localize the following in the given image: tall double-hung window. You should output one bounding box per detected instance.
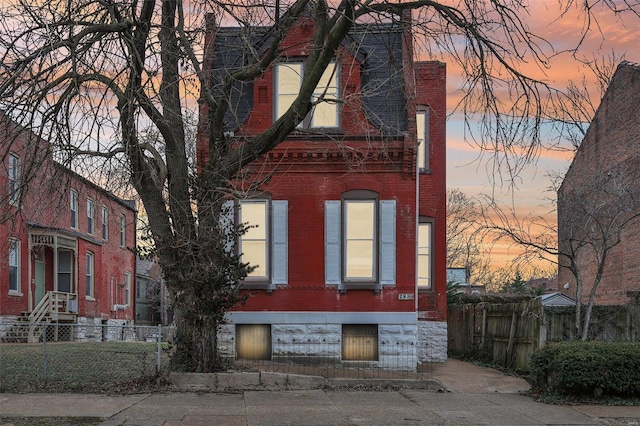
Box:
[344,199,377,280]
[9,238,19,293]
[416,109,430,172]
[58,250,72,293]
[417,219,434,290]
[70,189,78,229]
[87,199,94,234]
[120,214,126,247]
[101,206,108,240]
[275,62,339,128]
[8,154,20,206]
[86,251,94,298]
[240,200,269,279]
[226,199,288,290]
[124,271,131,305]
[325,191,396,290]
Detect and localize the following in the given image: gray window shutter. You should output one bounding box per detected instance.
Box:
[271,200,288,285]
[325,200,341,285]
[379,199,396,285]
[221,200,235,253]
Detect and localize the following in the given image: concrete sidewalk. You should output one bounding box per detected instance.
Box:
[0,360,638,425]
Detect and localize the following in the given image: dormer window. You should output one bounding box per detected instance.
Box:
[275,61,339,129]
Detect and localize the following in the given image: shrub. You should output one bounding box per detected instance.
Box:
[529,341,640,397]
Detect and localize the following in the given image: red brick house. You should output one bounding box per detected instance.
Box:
[558,61,640,305]
[0,114,137,340]
[198,13,447,365]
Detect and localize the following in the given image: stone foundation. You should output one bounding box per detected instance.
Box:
[218,312,420,371]
[417,320,447,362]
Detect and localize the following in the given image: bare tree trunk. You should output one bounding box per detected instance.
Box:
[581,277,603,340]
[171,308,220,373]
[575,275,582,339]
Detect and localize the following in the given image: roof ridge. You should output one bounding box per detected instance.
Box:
[619,60,640,69]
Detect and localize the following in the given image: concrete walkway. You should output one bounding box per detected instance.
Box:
[0,360,638,425]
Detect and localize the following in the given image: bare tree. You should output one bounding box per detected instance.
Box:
[447,188,557,292]
[481,164,640,340]
[545,54,625,151]
[446,188,492,284]
[0,0,636,370]
[559,165,640,340]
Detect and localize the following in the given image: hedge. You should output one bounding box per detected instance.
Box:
[529,341,640,397]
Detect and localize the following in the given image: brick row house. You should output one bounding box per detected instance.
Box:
[198,12,447,366]
[0,114,137,341]
[558,61,640,306]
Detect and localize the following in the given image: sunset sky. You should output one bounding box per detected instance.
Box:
[443,1,639,272]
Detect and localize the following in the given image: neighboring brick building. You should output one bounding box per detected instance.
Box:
[198,13,447,365]
[0,113,137,337]
[558,61,640,305]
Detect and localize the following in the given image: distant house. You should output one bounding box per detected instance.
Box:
[558,61,640,305]
[526,277,558,294]
[198,12,447,365]
[135,256,171,325]
[538,292,576,307]
[447,267,485,294]
[0,113,137,341]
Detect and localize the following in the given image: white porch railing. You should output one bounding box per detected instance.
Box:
[29,291,78,324]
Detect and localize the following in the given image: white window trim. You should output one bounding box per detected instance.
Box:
[102,205,108,240]
[8,238,21,295]
[85,251,95,300]
[240,199,270,281]
[70,189,78,229]
[87,198,95,235]
[416,109,430,172]
[8,153,20,207]
[417,219,434,291]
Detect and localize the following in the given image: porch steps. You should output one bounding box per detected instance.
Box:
[1,313,77,344]
[1,315,44,343]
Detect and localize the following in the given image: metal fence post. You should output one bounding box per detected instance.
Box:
[42,323,48,385]
[157,324,162,376]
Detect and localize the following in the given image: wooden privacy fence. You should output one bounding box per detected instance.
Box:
[447,299,545,372]
[448,293,640,371]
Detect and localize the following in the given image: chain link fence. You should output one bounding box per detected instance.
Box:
[1,322,435,392]
[0,323,174,393]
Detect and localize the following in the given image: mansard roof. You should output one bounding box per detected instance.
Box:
[205,21,407,137]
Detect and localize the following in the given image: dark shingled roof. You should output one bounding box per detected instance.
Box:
[206,22,407,137]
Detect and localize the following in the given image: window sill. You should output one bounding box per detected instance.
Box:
[86,296,96,302]
[417,287,433,292]
[339,282,382,293]
[419,168,433,175]
[241,281,276,292]
[290,128,345,136]
[8,290,23,297]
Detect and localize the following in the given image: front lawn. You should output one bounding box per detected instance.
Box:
[0,342,171,393]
